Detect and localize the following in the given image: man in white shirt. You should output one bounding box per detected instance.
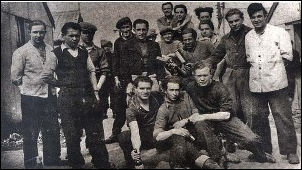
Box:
[245,3,299,164]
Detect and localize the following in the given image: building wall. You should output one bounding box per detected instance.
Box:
[1,2,54,136]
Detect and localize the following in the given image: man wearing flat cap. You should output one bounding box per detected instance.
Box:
[78,21,111,168]
[106,17,135,144]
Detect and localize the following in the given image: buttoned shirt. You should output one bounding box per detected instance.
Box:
[153,92,199,138]
[11,41,56,98]
[245,24,292,92]
[180,41,214,64]
[209,25,252,69]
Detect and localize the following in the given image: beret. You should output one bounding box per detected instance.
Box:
[100,39,113,47]
[79,22,97,32]
[116,17,132,29]
[159,26,174,36]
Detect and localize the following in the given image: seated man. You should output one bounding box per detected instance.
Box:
[118,76,164,168]
[153,76,224,169]
[186,62,276,163]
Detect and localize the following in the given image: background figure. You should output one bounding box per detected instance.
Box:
[147,29,158,42]
[100,39,116,119]
[11,20,62,168]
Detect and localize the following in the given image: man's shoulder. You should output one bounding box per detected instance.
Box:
[14,41,31,53]
[186,81,196,92]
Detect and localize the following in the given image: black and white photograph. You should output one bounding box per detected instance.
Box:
[1,1,301,169]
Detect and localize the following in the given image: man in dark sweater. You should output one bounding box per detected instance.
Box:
[42,22,110,168]
[186,62,276,163]
[106,17,135,144]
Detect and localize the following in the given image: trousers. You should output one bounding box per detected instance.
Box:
[21,95,61,168]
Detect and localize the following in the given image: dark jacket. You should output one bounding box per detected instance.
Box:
[113,37,165,81]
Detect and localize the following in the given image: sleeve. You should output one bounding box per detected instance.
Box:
[41,51,59,86]
[216,83,234,116]
[87,56,96,73]
[11,48,25,86]
[126,107,137,125]
[279,28,293,61]
[245,34,251,63]
[154,43,166,81]
[207,36,227,67]
[153,106,168,138]
[186,93,199,115]
[112,40,120,77]
[99,50,110,76]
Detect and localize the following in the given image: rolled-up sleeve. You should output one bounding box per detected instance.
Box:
[87,56,96,73]
[11,49,25,86]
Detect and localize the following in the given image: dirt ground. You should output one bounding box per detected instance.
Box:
[1,109,301,169]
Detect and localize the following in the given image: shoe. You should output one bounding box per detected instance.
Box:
[248,153,276,163]
[287,153,300,164]
[203,159,223,169]
[105,135,118,144]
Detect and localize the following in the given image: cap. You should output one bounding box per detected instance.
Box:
[116,17,132,29]
[100,39,113,48]
[159,26,174,36]
[147,29,158,38]
[79,22,97,32]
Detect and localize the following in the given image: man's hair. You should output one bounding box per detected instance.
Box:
[133,19,149,30]
[162,2,173,9]
[133,76,153,88]
[28,20,46,31]
[199,20,214,31]
[225,8,244,21]
[194,7,214,18]
[161,75,182,91]
[192,62,214,75]
[247,3,268,18]
[174,4,187,14]
[61,22,81,35]
[182,28,197,40]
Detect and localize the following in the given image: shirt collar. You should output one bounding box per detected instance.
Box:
[61,43,78,51]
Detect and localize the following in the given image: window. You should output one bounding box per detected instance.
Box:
[15,16,31,47]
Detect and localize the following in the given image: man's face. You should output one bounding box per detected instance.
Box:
[162,31,173,43]
[193,67,212,87]
[166,83,180,101]
[227,14,244,32]
[136,81,152,100]
[134,23,148,40]
[81,30,94,44]
[30,25,46,45]
[120,23,132,39]
[63,28,81,49]
[199,24,213,38]
[162,4,173,17]
[250,10,267,29]
[198,12,211,22]
[182,33,195,49]
[175,8,186,21]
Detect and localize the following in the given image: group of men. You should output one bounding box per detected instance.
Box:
[10,2,299,169]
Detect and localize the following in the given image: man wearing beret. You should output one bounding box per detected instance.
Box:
[106,17,135,144]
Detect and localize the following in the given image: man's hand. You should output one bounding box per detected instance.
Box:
[131,149,141,162]
[185,63,194,71]
[171,128,191,137]
[114,76,121,88]
[173,119,188,129]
